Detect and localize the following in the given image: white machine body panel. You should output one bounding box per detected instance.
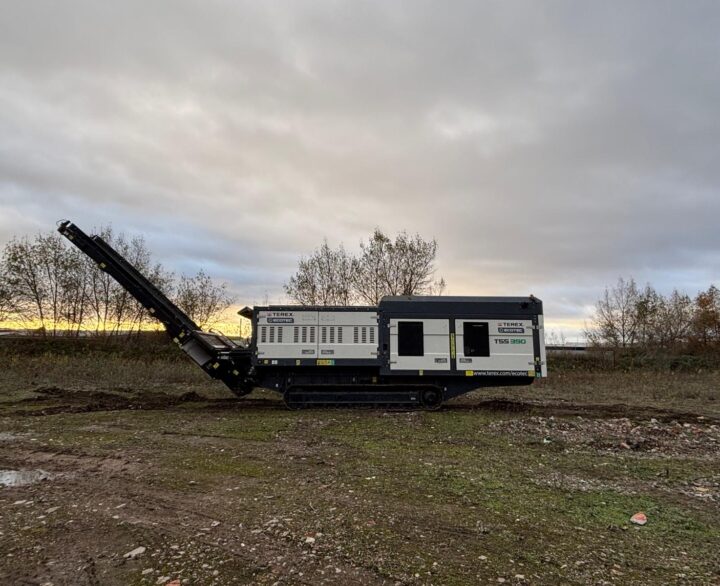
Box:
[389,318,451,371]
[256,309,378,360]
[318,311,378,360]
[256,310,318,359]
[455,318,535,374]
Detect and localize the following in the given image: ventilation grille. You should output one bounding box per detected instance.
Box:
[263,323,373,345]
[259,325,289,344]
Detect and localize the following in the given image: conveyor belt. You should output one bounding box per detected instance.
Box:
[57,221,254,396]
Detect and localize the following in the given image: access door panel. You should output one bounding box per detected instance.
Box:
[455,319,535,373]
[390,318,450,371]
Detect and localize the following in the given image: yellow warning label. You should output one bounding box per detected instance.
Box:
[528,370,535,377]
[465,370,474,376]
[450,333,456,359]
[316,359,335,366]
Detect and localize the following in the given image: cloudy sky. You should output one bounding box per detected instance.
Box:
[1,1,719,338]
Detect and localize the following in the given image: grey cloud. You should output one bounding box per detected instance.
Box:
[1,1,719,335]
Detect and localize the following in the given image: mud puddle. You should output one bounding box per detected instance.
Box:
[0,469,52,487]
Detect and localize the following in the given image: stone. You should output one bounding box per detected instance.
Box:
[124,546,147,559]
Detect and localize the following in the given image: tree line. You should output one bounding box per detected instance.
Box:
[284,229,445,305]
[0,226,444,336]
[587,277,720,353]
[17,223,717,356]
[0,227,232,335]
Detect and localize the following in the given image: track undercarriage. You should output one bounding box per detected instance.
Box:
[282,384,444,409]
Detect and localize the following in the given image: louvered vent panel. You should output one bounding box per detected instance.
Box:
[353,327,359,343]
[260,326,267,343]
[293,327,299,343]
[302,326,307,343]
[309,327,316,343]
[338,327,343,343]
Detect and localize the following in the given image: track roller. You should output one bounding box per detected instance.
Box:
[419,386,444,410]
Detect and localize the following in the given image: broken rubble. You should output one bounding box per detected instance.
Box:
[124,546,146,559]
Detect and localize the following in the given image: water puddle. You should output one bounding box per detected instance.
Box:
[0,469,52,487]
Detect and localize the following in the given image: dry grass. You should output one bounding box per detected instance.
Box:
[453,369,720,417]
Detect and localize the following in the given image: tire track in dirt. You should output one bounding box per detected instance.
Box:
[446,398,720,423]
[5,386,718,424]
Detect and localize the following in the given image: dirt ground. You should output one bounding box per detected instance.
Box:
[0,352,719,585]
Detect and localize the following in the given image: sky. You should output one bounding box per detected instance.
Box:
[1,1,719,339]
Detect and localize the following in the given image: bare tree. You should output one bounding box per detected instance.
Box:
[690,285,720,349]
[2,233,89,335]
[634,284,662,347]
[174,269,233,329]
[352,230,392,305]
[285,230,445,306]
[353,229,445,304]
[104,233,173,335]
[0,260,13,323]
[382,231,441,296]
[546,329,567,346]
[0,227,176,336]
[79,227,171,335]
[586,277,640,348]
[654,290,694,350]
[588,278,696,352]
[3,237,48,331]
[285,240,357,305]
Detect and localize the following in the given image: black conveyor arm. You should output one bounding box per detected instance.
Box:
[58,221,198,338]
[57,220,255,396]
